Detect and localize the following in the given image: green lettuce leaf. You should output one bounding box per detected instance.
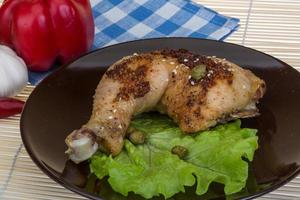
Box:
[90,113,258,199]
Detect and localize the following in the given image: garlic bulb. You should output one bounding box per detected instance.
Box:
[0,45,28,97]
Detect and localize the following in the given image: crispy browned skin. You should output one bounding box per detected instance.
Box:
[65,49,266,163]
[157,49,266,132]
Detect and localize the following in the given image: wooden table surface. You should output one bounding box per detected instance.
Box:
[0,0,300,199]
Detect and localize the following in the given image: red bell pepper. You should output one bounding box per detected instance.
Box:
[0,98,24,118]
[0,0,94,71]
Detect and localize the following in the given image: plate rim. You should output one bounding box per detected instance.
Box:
[20,37,300,200]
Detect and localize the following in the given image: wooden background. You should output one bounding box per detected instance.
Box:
[0,0,300,199]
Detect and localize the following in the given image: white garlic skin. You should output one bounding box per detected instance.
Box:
[0,45,28,97]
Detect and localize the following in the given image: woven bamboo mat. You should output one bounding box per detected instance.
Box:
[1,0,300,199]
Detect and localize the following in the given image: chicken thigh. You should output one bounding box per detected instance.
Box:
[157,49,266,132]
[65,49,265,163]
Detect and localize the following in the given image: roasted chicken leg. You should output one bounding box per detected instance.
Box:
[65,49,266,163]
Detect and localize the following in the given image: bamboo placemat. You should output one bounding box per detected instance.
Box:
[1,0,300,199]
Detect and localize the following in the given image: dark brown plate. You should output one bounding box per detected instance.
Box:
[21,38,300,200]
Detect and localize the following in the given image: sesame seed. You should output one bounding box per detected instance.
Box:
[190,80,195,85]
[112,109,117,113]
[188,75,191,79]
[133,53,138,56]
[207,74,211,77]
[242,85,247,89]
[212,56,216,58]
[183,58,189,62]
[172,69,177,75]
[170,62,175,65]
[194,58,199,62]
[108,116,113,119]
[118,124,122,129]
[162,59,166,62]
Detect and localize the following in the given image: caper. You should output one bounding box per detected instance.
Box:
[191,64,206,80]
[129,131,146,145]
[171,145,188,159]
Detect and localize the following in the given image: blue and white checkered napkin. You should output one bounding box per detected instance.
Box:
[29,0,239,85]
